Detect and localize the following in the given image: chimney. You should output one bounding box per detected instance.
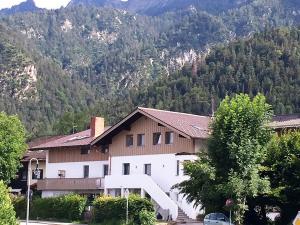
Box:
[90,117,105,137]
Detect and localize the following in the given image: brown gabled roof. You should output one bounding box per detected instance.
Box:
[22,150,46,162]
[269,114,300,129]
[91,107,212,146]
[31,128,110,150]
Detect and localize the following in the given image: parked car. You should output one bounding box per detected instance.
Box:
[204,213,234,225]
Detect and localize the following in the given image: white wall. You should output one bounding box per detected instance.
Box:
[110,154,197,192]
[42,190,70,198]
[46,161,109,178]
[109,154,200,220]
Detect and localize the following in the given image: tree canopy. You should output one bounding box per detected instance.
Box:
[177,94,273,225]
[0,181,18,225]
[0,112,27,183]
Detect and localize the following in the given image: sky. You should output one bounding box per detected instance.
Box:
[0,0,71,10]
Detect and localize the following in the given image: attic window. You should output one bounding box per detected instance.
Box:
[126,135,134,147]
[81,146,90,155]
[153,132,162,145]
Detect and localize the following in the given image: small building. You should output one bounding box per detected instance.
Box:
[31,107,211,221]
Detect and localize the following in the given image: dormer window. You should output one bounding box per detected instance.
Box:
[126,135,133,147]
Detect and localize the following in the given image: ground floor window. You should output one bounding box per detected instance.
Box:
[123,163,130,175]
[84,165,89,178]
[144,164,151,176]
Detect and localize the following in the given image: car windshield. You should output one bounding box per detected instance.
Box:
[216,213,229,222]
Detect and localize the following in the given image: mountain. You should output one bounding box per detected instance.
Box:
[2,6,231,94]
[130,27,300,116]
[0,0,41,16]
[67,0,252,15]
[0,23,95,136]
[0,1,300,136]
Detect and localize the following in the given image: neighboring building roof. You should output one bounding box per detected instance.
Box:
[22,150,46,162]
[92,107,212,146]
[269,114,300,129]
[22,136,65,161]
[27,135,65,148]
[31,128,110,150]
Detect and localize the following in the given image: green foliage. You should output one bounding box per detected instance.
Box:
[0,3,300,137]
[93,195,154,225]
[53,111,90,135]
[133,27,300,116]
[0,111,27,183]
[10,195,26,219]
[139,209,156,225]
[178,94,273,225]
[30,194,87,221]
[0,181,18,225]
[264,131,300,224]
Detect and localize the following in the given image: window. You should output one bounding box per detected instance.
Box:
[32,169,43,180]
[153,132,162,145]
[84,165,89,178]
[58,170,66,178]
[144,164,151,176]
[81,146,90,155]
[137,134,145,146]
[176,160,180,176]
[165,132,174,144]
[123,163,130,175]
[103,164,109,176]
[126,135,133,147]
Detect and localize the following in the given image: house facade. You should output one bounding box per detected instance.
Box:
[32,117,109,198]
[32,107,211,220]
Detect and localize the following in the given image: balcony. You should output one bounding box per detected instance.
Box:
[37,178,104,191]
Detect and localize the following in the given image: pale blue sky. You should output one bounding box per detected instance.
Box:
[0,0,71,9]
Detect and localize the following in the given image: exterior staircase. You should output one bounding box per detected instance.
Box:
[176,208,197,223]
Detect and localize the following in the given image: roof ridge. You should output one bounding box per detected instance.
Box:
[138,107,211,118]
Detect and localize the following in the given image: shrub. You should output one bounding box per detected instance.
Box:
[93,194,154,225]
[0,181,18,225]
[30,193,87,221]
[139,210,156,225]
[10,195,26,219]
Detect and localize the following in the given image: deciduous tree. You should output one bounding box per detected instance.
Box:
[0,112,27,183]
[178,94,272,225]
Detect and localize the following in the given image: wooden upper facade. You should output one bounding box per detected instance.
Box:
[31,107,212,163]
[108,116,196,156]
[48,146,109,163]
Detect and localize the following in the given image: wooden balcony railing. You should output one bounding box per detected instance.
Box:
[37,178,104,191]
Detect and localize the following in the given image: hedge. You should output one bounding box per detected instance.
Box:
[11,193,87,221]
[93,195,155,225]
[0,181,18,225]
[10,195,26,219]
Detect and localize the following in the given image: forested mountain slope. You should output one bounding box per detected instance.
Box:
[0,1,300,136]
[2,6,230,94]
[0,24,94,136]
[131,28,300,116]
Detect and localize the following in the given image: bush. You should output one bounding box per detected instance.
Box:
[139,210,156,225]
[10,195,26,219]
[0,181,18,225]
[30,193,87,221]
[93,194,154,225]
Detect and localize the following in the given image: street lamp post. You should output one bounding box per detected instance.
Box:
[26,158,39,225]
[124,189,129,224]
